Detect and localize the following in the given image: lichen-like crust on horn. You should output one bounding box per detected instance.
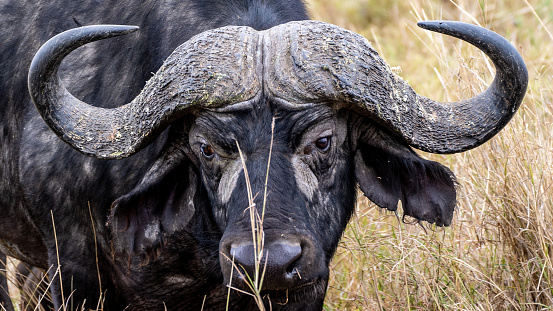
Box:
[263,20,528,154]
[29,25,260,159]
[29,20,527,158]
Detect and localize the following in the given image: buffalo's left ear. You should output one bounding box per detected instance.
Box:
[108,137,198,262]
[352,124,457,226]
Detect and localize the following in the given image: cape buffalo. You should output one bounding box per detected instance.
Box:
[0,0,527,310]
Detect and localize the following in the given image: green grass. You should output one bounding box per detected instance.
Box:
[308,0,553,309]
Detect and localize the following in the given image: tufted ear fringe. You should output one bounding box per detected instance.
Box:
[354,126,457,227]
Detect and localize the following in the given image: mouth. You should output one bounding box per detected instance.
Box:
[228,276,327,307]
[226,264,319,290]
[287,279,317,291]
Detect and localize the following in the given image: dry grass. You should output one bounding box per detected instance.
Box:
[307,0,553,310]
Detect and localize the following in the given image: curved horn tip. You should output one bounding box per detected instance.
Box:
[30,24,140,73]
[109,25,139,34]
[73,24,140,36]
[416,20,501,42]
[416,20,480,34]
[94,24,140,33]
[416,20,445,31]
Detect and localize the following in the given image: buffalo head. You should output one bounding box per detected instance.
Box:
[27,20,527,308]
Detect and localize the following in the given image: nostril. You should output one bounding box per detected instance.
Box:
[285,257,300,275]
[274,242,302,274]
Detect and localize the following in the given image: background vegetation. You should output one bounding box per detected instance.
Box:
[307,0,553,310]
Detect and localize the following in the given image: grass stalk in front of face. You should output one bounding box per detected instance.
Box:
[224,140,266,311]
[226,119,276,311]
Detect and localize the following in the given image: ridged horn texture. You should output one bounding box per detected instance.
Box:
[28,25,260,159]
[263,20,528,154]
[29,20,527,158]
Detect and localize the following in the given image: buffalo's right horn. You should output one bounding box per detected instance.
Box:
[28,25,260,159]
[264,20,528,154]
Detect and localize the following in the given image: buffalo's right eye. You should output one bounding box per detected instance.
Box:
[201,143,215,159]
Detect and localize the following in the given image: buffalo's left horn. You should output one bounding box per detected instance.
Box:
[29,25,260,159]
[264,21,528,154]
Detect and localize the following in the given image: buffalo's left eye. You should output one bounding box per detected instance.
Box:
[315,136,331,152]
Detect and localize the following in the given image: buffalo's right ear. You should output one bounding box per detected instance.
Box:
[108,136,198,262]
[352,122,457,226]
